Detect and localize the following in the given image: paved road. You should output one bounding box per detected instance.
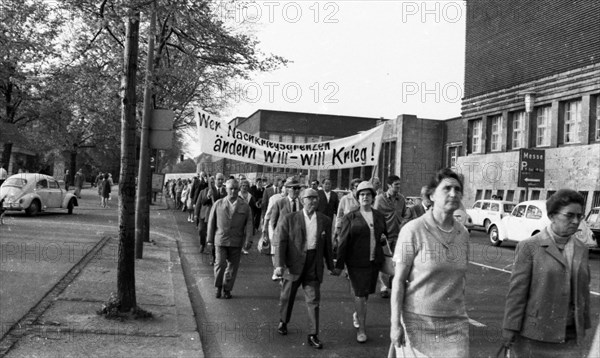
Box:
[172,209,600,358]
[0,187,117,339]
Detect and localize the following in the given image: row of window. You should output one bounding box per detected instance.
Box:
[267,133,325,144]
[469,95,600,154]
[474,188,600,211]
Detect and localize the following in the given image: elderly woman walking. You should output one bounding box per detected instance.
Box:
[502,189,591,357]
[335,181,388,343]
[390,168,470,357]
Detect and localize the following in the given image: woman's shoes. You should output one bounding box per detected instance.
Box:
[356,332,367,343]
[353,312,360,329]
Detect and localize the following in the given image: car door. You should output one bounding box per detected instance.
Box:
[488,202,501,223]
[47,180,63,208]
[34,179,50,209]
[506,203,527,240]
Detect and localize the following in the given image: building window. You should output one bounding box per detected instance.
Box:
[496,190,504,200]
[531,190,540,200]
[547,190,556,199]
[506,190,515,202]
[475,189,483,200]
[536,106,551,147]
[592,191,600,208]
[512,111,525,149]
[519,190,526,202]
[268,134,280,142]
[564,99,582,144]
[490,115,502,151]
[294,135,305,143]
[471,120,482,153]
[579,191,589,208]
[595,96,600,141]
[281,134,293,143]
[448,146,460,168]
[484,189,492,199]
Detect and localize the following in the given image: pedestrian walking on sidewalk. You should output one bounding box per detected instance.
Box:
[390,168,469,357]
[335,181,388,343]
[206,178,253,299]
[273,188,338,350]
[502,189,591,357]
[100,173,111,208]
[194,176,214,254]
[74,169,84,198]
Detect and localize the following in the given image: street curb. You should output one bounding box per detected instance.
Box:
[168,245,204,358]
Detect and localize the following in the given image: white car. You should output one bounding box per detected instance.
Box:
[487,200,550,246]
[466,199,517,231]
[0,173,78,216]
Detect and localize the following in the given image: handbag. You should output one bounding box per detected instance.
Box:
[380,236,395,276]
[257,232,271,255]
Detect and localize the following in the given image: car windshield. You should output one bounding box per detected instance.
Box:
[3,178,27,187]
[504,204,516,212]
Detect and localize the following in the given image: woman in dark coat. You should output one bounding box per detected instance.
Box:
[335,181,388,343]
[101,173,111,208]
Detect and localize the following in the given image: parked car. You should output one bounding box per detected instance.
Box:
[585,207,600,247]
[487,200,550,246]
[466,199,517,231]
[0,173,78,216]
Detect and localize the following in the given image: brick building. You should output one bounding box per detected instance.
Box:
[456,0,600,212]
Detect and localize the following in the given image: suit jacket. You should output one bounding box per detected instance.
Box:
[335,209,388,269]
[274,211,334,282]
[503,227,591,343]
[411,203,427,218]
[194,187,211,224]
[207,197,253,247]
[317,190,339,220]
[270,196,303,231]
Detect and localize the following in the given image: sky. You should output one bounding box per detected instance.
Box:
[217,0,466,121]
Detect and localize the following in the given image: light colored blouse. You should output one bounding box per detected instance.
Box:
[393,210,469,317]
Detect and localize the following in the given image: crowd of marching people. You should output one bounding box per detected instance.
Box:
[162,169,595,357]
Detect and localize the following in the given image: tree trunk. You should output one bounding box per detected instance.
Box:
[117,10,140,312]
[2,142,12,173]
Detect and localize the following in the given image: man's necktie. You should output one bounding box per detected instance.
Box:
[292,200,297,212]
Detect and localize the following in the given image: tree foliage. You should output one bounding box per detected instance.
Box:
[2,0,286,173]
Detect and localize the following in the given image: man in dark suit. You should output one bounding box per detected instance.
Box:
[249,178,265,233]
[316,178,339,221]
[270,177,303,234]
[410,185,431,218]
[201,173,226,263]
[206,178,253,299]
[273,188,339,349]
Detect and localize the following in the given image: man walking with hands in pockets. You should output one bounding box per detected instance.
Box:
[273,188,339,349]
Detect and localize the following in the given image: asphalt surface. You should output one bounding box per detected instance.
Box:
[2,189,599,357]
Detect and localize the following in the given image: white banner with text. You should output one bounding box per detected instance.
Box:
[194,108,385,170]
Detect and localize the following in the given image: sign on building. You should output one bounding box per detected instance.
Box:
[518,148,545,188]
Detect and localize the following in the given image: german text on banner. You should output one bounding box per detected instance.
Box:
[194,108,385,170]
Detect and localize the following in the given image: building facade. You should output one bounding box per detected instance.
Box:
[456,0,600,212]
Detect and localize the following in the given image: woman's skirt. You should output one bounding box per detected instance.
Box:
[398,311,469,358]
[347,262,380,297]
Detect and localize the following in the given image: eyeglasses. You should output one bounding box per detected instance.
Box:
[557,212,584,221]
[290,187,301,190]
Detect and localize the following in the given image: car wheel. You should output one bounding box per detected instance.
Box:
[489,225,501,246]
[484,219,491,231]
[67,199,75,214]
[26,200,40,216]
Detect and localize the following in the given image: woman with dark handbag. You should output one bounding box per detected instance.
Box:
[334,181,388,343]
[390,168,470,357]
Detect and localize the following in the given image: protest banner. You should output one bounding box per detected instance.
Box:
[194,108,385,170]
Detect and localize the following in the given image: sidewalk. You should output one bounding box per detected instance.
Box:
[3,199,203,357]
